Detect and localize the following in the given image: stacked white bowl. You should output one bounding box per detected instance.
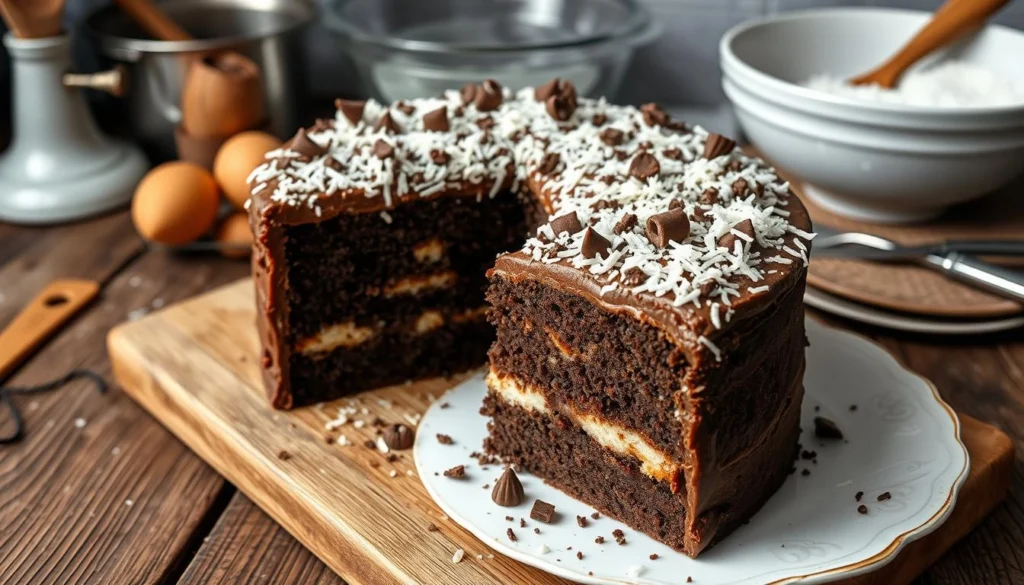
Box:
[720,8,1024,224]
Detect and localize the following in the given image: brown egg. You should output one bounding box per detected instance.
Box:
[132,162,220,246]
[215,212,253,259]
[214,131,283,209]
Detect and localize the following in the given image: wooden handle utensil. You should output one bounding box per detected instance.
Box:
[850,0,1011,88]
[0,280,99,381]
[111,0,190,41]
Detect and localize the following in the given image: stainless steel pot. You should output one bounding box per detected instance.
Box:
[84,0,315,162]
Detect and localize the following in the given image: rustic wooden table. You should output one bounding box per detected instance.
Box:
[0,210,1021,585]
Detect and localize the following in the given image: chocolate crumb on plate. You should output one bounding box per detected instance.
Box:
[505,515,514,521]
[857,504,869,515]
[531,500,556,523]
[814,416,844,440]
[443,465,465,478]
[649,553,659,560]
[877,491,892,502]
[850,404,858,412]
[506,528,517,542]
[520,518,526,528]
[576,551,584,560]
[855,491,864,502]
[534,528,541,534]
[436,433,454,445]
[590,512,600,520]
[595,536,605,544]
[576,515,588,528]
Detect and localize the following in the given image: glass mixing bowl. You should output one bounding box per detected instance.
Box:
[323,0,659,102]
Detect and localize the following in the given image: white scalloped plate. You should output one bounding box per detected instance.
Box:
[414,318,969,585]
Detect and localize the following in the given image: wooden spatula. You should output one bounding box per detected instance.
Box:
[850,0,1011,88]
[0,280,99,382]
[0,0,65,38]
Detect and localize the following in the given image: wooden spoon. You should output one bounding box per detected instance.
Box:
[850,0,1011,88]
[0,280,99,381]
[112,0,266,138]
[0,0,65,38]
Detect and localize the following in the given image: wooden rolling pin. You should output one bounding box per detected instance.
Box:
[112,0,265,139]
[850,0,1011,88]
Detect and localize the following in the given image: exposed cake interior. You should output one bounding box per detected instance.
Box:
[282,191,526,405]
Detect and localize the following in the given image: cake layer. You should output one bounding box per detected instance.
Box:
[482,370,803,557]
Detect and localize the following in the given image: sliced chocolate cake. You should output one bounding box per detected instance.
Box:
[247,80,814,556]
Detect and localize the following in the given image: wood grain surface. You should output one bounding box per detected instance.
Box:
[2,212,1023,585]
[798,181,1024,319]
[108,279,1014,585]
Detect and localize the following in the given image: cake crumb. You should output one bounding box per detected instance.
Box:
[506,528,517,542]
[857,504,869,515]
[877,491,892,502]
[443,465,465,478]
[436,433,454,445]
[649,553,659,560]
[855,491,864,502]
[276,449,292,461]
[576,515,588,528]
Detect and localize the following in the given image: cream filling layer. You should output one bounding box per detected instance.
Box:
[383,271,457,297]
[486,370,680,483]
[295,321,377,354]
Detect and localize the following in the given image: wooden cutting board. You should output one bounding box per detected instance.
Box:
[107,279,1014,585]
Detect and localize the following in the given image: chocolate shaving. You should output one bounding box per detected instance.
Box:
[286,128,326,159]
[530,500,556,523]
[703,133,737,159]
[662,147,683,160]
[701,187,719,204]
[629,152,660,181]
[814,416,844,440]
[645,208,690,248]
[641,103,669,127]
[491,467,525,507]
[545,93,576,121]
[534,78,561,102]
[599,128,624,146]
[335,98,366,125]
[537,152,560,174]
[422,107,449,132]
[580,228,612,259]
[374,111,399,134]
[459,83,477,104]
[474,79,503,111]
[549,211,582,236]
[382,424,414,450]
[614,213,637,235]
[732,177,750,196]
[372,139,395,160]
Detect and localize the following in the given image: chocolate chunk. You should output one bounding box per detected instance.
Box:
[372,139,395,160]
[429,149,449,165]
[599,128,624,146]
[595,536,605,544]
[877,491,892,502]
[286,128,326,158]
[662,147,683,160]
[443,465,465,478]
[549,211,582,236]
[459,83,477,104]
[335,98,366,125]
[382,423,414,450]
[591,113,608,126]
[534,78,561,102]
[530,500,556,523]
[545,92,576,121]
[374,111,400,134]
[855,491,864,502]
[591,198,620,211]
[857,504,868,515]
[732,177,750,196]
[629,152,661,181]
[703,133,737,159]
[701,187,719,204]
[506,528,517,542]
[814,416,844,440]
[576,515,588,528]
[621,267,646,287]
[476,115,496,130]
[491,467,525,507]
[614,149,628,161]
[717,219,755,251]
[436,433,453,445]
[576,551,584,560]
[580,228,612,259]
[422,107,449,132]
[641,102,669,127]
[649,554,659,560]
[474,79,503,111]
[395,101,415,115]
[645,208,690,248]
[613,213,637,235]
[538,152,561,175]
[727,159,744,173]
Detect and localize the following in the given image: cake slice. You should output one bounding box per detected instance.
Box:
[480,103,813,556]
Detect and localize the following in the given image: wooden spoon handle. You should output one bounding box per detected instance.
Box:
[853,0,1011,87]
[0,280,100,381]
[111,0,192,42]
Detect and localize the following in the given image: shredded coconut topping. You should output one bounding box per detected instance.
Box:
[249,84,814,329]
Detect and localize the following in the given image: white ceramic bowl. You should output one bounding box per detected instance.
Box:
[720,8,1024,224]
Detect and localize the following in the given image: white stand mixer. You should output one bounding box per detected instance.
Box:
[0,33,147,225]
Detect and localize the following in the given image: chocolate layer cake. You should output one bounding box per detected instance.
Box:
[248,80,814,555]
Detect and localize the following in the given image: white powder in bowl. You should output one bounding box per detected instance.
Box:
[804,60,1024,108]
